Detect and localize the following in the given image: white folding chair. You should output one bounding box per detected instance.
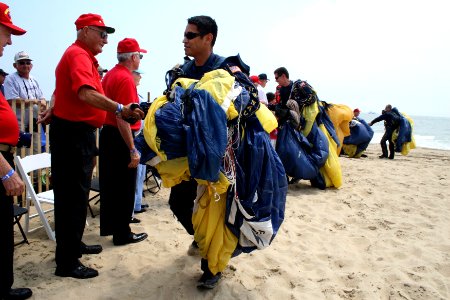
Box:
[14,153,55,241]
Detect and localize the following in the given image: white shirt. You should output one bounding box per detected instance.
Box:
[4,72,44,126]
[257,85,268,106]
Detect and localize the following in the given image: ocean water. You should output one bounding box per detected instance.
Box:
[358,113,450,150]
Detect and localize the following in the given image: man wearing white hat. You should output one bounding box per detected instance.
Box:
[4,50,46,153]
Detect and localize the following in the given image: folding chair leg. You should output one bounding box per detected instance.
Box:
[88,202,95,218]
[14,216,29,246]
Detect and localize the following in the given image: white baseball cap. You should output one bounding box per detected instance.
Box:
[14,51,32,62]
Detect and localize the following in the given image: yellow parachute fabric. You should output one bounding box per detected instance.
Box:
[342,144,365,158]
[342,144,357,158]
[318,123,342,188]
[392,113,416,156]
[143,95,168,161]
[255,104,278,133]
[325,104,353,155]
[193,173,238,275]
[300,101,319,137]
[153,157,191,188]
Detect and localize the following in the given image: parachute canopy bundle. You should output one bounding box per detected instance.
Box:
[273,80,346,189]
[136,68,287,274]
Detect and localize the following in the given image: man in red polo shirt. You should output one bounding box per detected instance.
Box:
[99,38,148,245]
[37,13,144,280]
[0,3,33,299]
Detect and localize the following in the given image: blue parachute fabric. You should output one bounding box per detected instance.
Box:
[306,123,329,167]
[344,119,374,145]
[275,122,319,180]
[392,108,412,152]
[183,88,228,182]
[232,86,251,116]
[317,105,340,147]
[154,86,187,160]
[226,115,287,253]
[134,132,157,164]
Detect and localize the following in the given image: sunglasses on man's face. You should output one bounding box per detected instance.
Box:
[18,61,31,66]
[88,26,108,39]
[184,32,202,40]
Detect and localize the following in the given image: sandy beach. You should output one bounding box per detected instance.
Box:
[12,144,450,300]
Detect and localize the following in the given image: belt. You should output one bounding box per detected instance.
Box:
[0,143,17,153]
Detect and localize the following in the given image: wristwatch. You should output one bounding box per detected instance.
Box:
[115,103,123,117]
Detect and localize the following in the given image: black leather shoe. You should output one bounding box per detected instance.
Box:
[130,217,141,224]
[4,288,32,300]
[113,232,148,246]
[55,264,99,279]
[141,204,149,209]
[80,244,103,255]
[134,208,147,214]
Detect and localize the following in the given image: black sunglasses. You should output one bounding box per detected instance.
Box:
[88,26,108,39]
[275,75,280,80]
[184,31,202,40]
[18,61,31,66]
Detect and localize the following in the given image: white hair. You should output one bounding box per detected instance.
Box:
[117,52,138,62]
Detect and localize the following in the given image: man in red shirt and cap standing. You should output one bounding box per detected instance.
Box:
[0,2,33,299]
[99,38,148,245]
[38,14,144,279]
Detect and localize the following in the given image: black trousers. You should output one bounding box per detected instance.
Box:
[0,151,14,296]
[50,117,96,269]
[380,127,395,158]
[168,179,197,235]
[99,126,136,240]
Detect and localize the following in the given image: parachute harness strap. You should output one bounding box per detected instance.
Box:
[223,81,245,202]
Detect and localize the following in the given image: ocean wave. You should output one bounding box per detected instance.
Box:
[370,133,450,150]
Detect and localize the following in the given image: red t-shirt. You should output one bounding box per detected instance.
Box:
[0,94,19,145]
[102,64,141,131]
[53,40,106,128]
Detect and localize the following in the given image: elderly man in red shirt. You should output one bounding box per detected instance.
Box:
[99,38,148,245]
[0,3,33,299]
[38,14,143,279]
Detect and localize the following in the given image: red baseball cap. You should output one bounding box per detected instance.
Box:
[117,38,147,53]
[0,3,26,35]
[353,108,360,113]
[250,75,261,84]
[75,13,115,33]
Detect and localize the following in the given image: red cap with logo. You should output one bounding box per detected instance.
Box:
[75,13,115,33]
[0,3,26,35]
[117,38,147,53]
[250,75,261,84]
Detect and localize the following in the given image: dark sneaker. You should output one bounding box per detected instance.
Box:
[197,271,222,289]
[187,240,199,256]
[379,155,387,159]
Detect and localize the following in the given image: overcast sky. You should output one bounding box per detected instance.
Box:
[3,0,450,117]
